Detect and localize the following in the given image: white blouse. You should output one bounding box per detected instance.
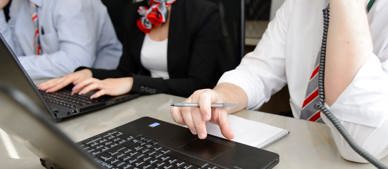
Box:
[140,35,169,79]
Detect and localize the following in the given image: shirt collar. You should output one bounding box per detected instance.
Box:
[30,0,43,7]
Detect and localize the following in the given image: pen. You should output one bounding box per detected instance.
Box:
[171,102,236,108]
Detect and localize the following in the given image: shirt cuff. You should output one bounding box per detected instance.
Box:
[329,55,388,128]
[218,69,265,110]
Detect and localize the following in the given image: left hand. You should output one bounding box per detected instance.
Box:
[72,77,134,99]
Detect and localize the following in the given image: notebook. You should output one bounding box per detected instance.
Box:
[207,115,289,148]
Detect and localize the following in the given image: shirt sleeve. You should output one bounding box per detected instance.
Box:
[218,0,293,110]
[322,49,388,162]
[18,0,96,79]
[323,115,388,163]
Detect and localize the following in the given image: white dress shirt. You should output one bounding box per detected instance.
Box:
[0,0,122,79]
[219,0,388,163]
[140,35,169,80]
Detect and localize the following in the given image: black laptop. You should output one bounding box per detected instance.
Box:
[0,34,139,121]
[0,85,280,169]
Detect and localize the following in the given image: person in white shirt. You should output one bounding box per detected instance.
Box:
[0,0,122,79]
[171,0,388,163]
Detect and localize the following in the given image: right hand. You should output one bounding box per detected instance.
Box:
[38,69,93,93]
[170,89,234,140]
[0,0,9,9]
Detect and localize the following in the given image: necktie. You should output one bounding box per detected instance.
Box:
[31,3,42,55]
[300,7,330,123]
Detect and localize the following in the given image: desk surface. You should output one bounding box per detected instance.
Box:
[1,94,386,169]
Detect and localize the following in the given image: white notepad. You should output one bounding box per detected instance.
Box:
[206,115,289,148]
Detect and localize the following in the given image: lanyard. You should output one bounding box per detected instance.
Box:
[367,0,375,12]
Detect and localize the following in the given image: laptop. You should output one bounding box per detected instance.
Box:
[0,34,139,121]
[0,85,280,169]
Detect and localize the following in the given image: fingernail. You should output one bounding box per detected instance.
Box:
[199,133,206,139]
[190,129,197,135]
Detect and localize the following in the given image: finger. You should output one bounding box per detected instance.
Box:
[198,90,215,121]
[90,90,106,99]
[210,108,219,123]
[170,107,184,125]
[217,109,234,140]
[72,78,97,95]
[46,77,73,93]
[192,107,207,139]
[181,98,197,135]
[38,78,61,90]
[78,83,100,95]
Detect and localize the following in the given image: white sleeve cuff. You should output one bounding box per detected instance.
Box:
[329,55,388,128]
[218,68,265,110]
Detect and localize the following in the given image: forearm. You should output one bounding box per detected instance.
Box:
[19,50,94,79]
[325,0,373,105]
[214,83,248,114]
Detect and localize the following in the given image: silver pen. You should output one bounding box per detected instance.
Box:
[171,102,236,108]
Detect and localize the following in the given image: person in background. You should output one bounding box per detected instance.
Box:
[38,0,236,98]
[0,0,122,79]
[171,0,388,163]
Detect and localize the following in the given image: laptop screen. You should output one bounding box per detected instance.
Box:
[0,35,48,113]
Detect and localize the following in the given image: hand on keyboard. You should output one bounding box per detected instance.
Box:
[38,69,92,93]
[72,77,133,99]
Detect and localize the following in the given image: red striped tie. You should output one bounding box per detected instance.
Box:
[300,60,323,122]
[31,3,42,55]
[300,7,330,123]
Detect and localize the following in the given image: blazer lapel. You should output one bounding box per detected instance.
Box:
[124,1,146,71]
[167,0,185,77]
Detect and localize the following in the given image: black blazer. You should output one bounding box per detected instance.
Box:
[91,0,236,97]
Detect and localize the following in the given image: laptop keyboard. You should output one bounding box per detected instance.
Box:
[40,90,102,109]
[79,130,220,169]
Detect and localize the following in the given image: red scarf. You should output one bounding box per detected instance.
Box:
[137,0,176,33]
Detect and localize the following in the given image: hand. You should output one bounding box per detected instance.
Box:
[0,0,9,9]
[38,69,92,93]
[71,77,133,99]
[170,89,234,140]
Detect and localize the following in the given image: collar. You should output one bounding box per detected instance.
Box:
[30,0,43,7]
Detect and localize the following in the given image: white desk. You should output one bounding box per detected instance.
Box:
[1,94,386,169]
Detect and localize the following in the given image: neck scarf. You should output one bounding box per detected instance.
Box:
[137,0,176,33]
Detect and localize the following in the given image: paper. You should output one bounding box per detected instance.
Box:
[206,115,289,148]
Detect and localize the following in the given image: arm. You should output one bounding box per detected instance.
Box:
[171,0,293,138]
[325,0,388,162]
[326,0,372,105]
[18,0,96,79]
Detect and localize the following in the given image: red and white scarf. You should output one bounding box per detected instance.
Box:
[137,0,176,33]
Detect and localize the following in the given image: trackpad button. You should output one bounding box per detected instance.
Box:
[182,139,231,160]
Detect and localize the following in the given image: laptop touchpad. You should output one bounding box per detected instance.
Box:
[182,138,231,160]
